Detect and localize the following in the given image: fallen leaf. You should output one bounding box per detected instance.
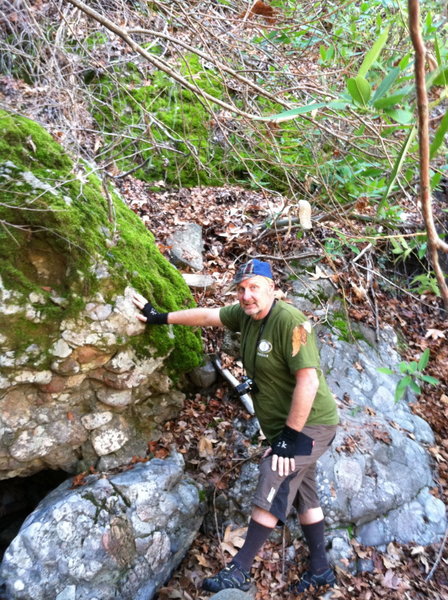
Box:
[351,281,368,301]
[410,545,427,555]
[240,0,277,24]
[425,328,446,340]
[383,542,402,568]
[351,539,370,559]
[310,265,331,281]
[70,471,88,488]
[154,447,169,459]
[428,446,445,463]
[198,436,214,458]
[382,569,407,590]
[220,525,247,556]
[372,429,392,444]
[195,554,214,568]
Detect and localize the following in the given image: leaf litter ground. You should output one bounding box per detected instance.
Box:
[116,176,448,600]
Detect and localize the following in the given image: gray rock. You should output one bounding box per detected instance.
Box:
[211,590,256,599]
[91,420,130,456]
[357,520,388,548]
[167,223,204,271]
[0,286,185,479]
[51,339,72,359]
[291,270,339,312]
[182,273,215,289]
[327,529,356,573]
[0,454,203,600]
[85,302,113,321]
[96,388,133,407]
[188,360,218,388]
[81,412,114,430]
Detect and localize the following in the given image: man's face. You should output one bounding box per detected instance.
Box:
[236,276,275,320]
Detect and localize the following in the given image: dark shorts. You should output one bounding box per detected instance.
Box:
[252,424,337,522]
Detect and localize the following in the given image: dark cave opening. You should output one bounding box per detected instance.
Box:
[0,470,69,560]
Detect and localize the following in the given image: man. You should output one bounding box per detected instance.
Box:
[133,259,339,594]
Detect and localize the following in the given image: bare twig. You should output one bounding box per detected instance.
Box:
[64,0,279,121]
[127,26,288,109]
[425,525,448,582]
[356,263,447,313]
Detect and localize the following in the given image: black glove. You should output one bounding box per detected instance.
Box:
[271,425,314,458]
[141,302,168,325]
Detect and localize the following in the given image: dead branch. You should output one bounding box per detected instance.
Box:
[356,263,446,313]
[63,0,275,122]
[408,0,448,309]
[61,0,392,166]
[425,525,448,582]
[127,27,289,109]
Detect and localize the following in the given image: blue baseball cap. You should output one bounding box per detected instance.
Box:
[233,259,273,285]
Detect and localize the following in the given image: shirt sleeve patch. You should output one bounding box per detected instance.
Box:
[292,322,311,356]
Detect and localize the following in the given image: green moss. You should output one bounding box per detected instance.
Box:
[0,109,203,372]
[88,54,319,193]
[107,193,203,371]
[90,57,225,187]
[0,111,72,172]
[328,310,367,344]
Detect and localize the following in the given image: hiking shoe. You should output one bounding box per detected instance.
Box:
[291,568,336,594]
[202,562,251,592]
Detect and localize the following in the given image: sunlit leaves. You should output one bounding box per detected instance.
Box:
[357,26,390,77]
[347,76,371,106]
[430,108,448,158]
[378,348,440,403]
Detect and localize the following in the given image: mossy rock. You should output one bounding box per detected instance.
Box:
[0,109,203,373]
[89,54,313,191]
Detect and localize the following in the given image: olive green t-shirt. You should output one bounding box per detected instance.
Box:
[219,300,338,441]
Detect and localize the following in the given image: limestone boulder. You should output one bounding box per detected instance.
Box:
[0,453,203,600]
[0,110,203,479]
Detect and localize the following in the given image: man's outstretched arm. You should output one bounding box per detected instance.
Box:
[133,293,223,327]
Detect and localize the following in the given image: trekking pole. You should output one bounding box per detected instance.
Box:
[211,356,255,416]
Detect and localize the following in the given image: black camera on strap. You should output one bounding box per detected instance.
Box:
[235,376,258,397]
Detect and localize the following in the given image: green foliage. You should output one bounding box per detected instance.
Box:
[378,126,417,214]
[389,234,427,263]
[266,1,447,216]
[430,109,448,159]
[91,56,233,187]
[410,273,441,297]
[90,53,317,192]
[378,349,440,402]
[71,0,447,237]
[347,76,372,107]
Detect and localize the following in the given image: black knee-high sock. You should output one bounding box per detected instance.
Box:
[301,520,329,574]
[232,520,273,571]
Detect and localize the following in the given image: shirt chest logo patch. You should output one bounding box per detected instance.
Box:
[258,339,272,355]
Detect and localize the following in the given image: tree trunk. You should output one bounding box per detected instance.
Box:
[408,0,448,310]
